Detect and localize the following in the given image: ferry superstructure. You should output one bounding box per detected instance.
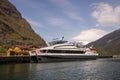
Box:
[29,40,98,62]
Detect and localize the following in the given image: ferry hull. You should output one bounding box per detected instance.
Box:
[30,54,98,62]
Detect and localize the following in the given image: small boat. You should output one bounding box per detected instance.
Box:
[29,40,98,62]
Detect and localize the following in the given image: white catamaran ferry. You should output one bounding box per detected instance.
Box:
[29,40,98,62]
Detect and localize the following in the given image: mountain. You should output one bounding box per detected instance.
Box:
[87,29,120,56]
[0,0,46,51]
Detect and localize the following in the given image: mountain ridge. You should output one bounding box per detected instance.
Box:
[0,0,46,52]
[87,29,120,56]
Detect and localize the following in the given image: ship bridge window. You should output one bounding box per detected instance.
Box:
[54,45,76,49]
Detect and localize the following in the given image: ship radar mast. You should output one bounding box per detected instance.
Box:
[49,36,67,46]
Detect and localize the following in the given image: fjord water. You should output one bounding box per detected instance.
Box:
[0,58,120,80]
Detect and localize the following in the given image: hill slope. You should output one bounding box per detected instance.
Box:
[87,29,120,55]
[0,0,46,48]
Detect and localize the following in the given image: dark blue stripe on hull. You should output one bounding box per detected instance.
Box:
[37,55,98,62]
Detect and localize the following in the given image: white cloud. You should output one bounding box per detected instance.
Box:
[72,29,108,42]
[92,2,120,27]
[27,19,45,28]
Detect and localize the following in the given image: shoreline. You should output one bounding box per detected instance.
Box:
[0,55,116,64]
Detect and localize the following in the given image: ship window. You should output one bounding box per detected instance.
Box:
[40,50,47,53]
[46,50,85,54]
[54,45,76,49]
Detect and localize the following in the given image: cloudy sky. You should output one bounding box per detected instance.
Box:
[9,0,120,43]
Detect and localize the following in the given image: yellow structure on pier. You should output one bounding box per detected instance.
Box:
[7,46,37,56]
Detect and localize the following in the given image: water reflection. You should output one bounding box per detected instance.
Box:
[0,58,120,80]
[0,64,30,80]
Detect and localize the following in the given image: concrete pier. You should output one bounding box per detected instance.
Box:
[0,56,30,64]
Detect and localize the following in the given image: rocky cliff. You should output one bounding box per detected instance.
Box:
[0,0,46,50]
